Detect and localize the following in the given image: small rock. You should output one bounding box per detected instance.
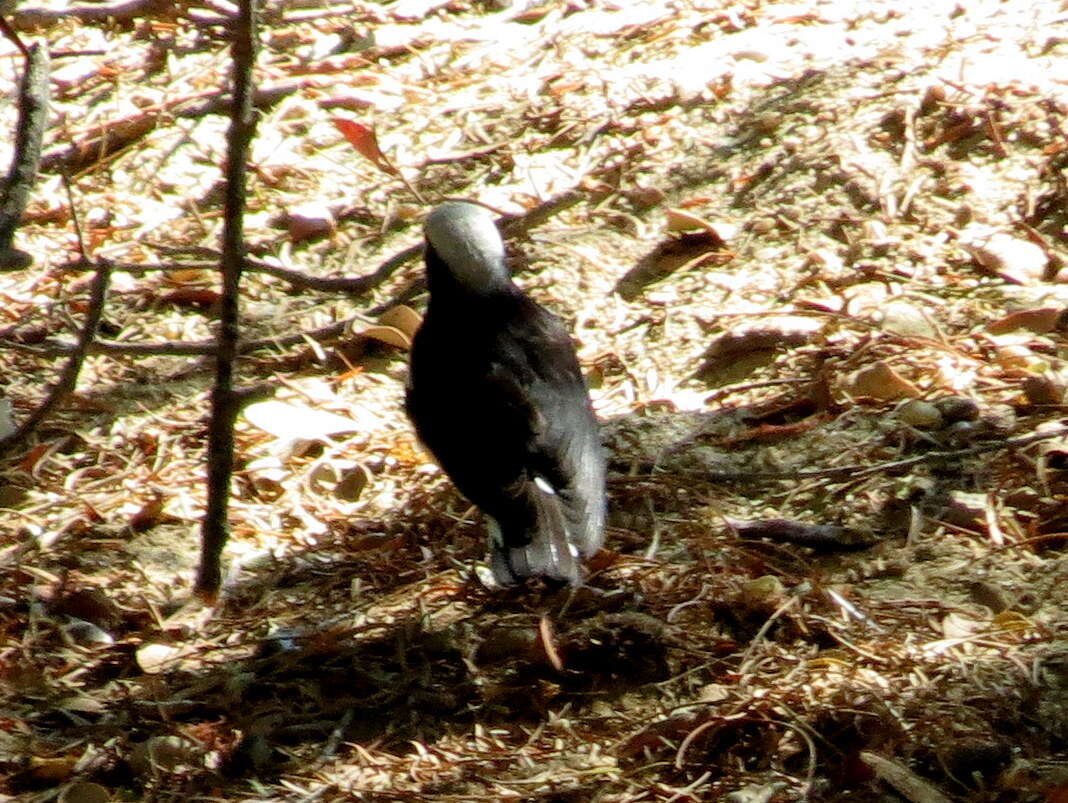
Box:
[933,396,980,424]
[941,491,986,528]
[878,299,938,338]
[62,618,114,648]
[752,112,782,135]
[748,217,777,234]
[136,643,182,674]
[627,185,666,209]
[740,575,785,608]
[895,399,943,428]
[284,202,336,243]
[863,219,890,245]
[58,782,111,803]
[804,248,845,275]
[944,419,981,446]
[963,231,1049,284]
[968,580,1013,614]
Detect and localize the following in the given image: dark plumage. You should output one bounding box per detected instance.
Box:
[405,201,606,585]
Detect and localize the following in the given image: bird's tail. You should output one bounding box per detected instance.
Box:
[487,476,582,586]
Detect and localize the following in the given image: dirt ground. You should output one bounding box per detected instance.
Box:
[2,0,1068,800]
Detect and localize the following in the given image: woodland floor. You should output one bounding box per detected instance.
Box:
[2,0,1068,801]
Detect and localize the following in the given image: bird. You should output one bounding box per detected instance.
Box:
[405,201,606,586]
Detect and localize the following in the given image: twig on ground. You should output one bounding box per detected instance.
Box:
[11,0,179,30]
[501,188,584,237]
[196,0,259,602]
[60,244,419,297]
[41,83,302,176]
[611,426,1068,484]
[3,317,356,358]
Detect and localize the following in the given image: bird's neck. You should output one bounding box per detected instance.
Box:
[427,256,516,302]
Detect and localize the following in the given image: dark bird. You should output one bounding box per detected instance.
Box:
[406,201,606,586]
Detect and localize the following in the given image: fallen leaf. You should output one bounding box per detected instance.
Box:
[845,361,921,400]
[162,268,209,285]
[332,119,397,175]
[378,304,422,340]
[130,492,166,532]
[158,287,221,313]
[358,324,411,350]
[726,518,877,550]
[615,231,731,300]
[28,754,79,782]
[987,307,1065,335]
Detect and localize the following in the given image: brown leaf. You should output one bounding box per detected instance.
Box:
[845,360,921,400]
[987,307,1066,335]
[163,268,209,285]
[50,586,122,630]
[378,304,422,340]
[27,754,79,782]
[158,287,221,313]
[130,492,166,532]
[359,324,411,350]
[698,316,824,375]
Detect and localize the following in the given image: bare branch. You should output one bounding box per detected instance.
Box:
[245,251,420,296]
[0,41,49,271]
[0,259,112,455]
[500,188,584,238]
[16,188,590,358]
[196,0,259,602]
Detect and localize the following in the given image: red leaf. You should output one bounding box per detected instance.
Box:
[159,288,222,312]
[332,119,396,175]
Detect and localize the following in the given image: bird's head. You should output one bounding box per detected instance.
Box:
[423,202,512,295]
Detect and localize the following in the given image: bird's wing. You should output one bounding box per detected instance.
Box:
[497,305,606,554]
